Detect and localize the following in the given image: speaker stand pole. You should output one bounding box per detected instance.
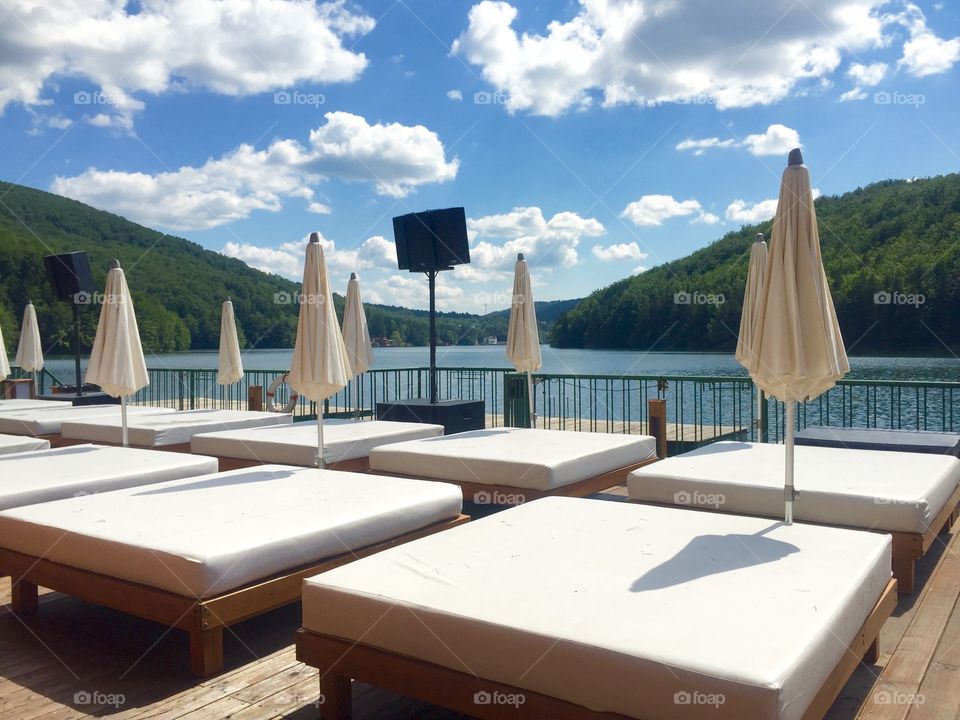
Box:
[73,302,82,397]
[428,270,438,404]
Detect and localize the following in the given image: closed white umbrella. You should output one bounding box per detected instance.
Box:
[0,319,10,381]
[750,149,849,523]
[15,302,43,397]
[85,260,149,447]
[342,273,373,420]
[735,234,768,441]
[288,233,352,467]
[216,298,244,386]
[506,253,542,427]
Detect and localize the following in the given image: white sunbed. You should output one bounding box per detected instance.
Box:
[0,444,219,511]
[0,433,50,456]
[297,496,896,720]
[368,427,659,501]
[0,398,72,411]
[627,441,960,593]
[0,465,466,676]
[191,419,444,471]
[0,404,172,438]
[59,408,292,450]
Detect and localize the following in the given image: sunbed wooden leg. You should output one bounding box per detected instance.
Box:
[892,555,915,595]
[864,637,880,665]
[320,673,352,719]
[189,627,223,677]
[11,579,38,616]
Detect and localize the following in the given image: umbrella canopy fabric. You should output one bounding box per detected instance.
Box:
[506,254,542,374]
[85,262,149,398]
[749,150,848,524]
[288,233,352,403]
[734,235,768,371]
[15,303,44,372]
[0,321,10,381]
[342,273,373,378]
[750,157,848,403]
[216,299,244,386]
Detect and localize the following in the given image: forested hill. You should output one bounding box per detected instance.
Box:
[551,173,960,354]
[0,181,575,354]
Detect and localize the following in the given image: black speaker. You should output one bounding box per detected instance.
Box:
[43,252,94,302]
[393,207,470,272]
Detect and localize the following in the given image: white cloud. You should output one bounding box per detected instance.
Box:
[223,233,398,280]
[839,87,868,102]
[306,202,332,215]
[50,112,458,230]
[452,0,889,116]
[447,89,464,101]
[900,31,960,76]
[725,198,779,224]
[676,124,800,157]
[592,242,648,262]
[674,138,736,156]
[366,274,464,310]
[741,124,802,156]
[0,0,374,126]
[465,207,605,281]
[621,195,715,226]
[847,62,887,86]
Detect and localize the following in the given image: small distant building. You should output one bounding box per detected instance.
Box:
[484,336,498,345]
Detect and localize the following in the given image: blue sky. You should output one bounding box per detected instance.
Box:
[1,0,958,313]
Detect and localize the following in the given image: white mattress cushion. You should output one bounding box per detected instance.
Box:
[191,420,444,465]
[368,428,657,490]
[59,409,292,446]
[0,444,219,510]
[0,405,173,436]
[0,433,50,455]
[628,441,960,534]
[0,399,72,411]
[0,466,463,598]
[302,497,891,720]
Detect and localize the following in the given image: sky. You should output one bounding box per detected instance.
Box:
[1,0,959,314]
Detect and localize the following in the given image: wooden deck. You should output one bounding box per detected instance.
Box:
[2,486,958,720]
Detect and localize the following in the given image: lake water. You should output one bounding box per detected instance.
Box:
[41,345,960,382]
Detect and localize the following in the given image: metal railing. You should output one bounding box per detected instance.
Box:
[19,364,959,451]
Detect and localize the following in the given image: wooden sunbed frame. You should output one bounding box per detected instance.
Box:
[2,514,469,677]
[214,455,369,472]
[633,483,960,594]
[369,456,661,503]
[296,577,897,719]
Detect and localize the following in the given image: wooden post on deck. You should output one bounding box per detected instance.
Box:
[647,399,668,459]
[247,385,264,412]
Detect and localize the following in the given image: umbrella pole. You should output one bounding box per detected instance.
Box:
[121,395,129,448]
[355,380,361,422]
[785,400,795,524]
[316,413,325,469]
[526,371,535,428]
[757,388,764,443]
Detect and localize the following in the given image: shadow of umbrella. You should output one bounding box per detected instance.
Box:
[631,529,799,592]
